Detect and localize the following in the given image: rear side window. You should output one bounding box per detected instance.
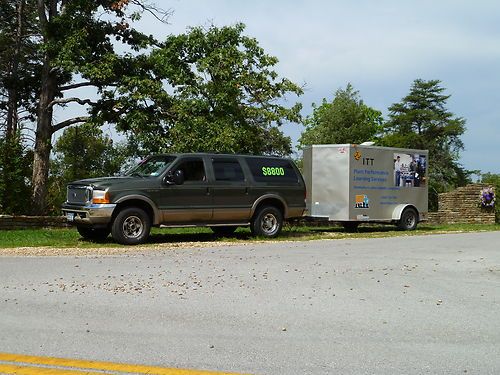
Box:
[175,158,206,182]
[245,157,299,183]
[213,159,245,182]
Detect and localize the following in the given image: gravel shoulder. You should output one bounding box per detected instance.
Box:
[0,228,497,257]
[0,240,244,257]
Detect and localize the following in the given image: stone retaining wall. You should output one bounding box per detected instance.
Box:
[428,183,495,224]
[0,215,69,230]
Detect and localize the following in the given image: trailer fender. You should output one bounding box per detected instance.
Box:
[391,204,418,221]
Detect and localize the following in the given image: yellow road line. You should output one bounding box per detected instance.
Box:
[0,353,249,375]
[0,363,105,374]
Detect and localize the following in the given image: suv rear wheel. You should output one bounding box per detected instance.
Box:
[251,206,283,238]
[111,207,151,245]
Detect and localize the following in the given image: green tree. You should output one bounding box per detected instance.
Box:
[48,123,129,213]
[298,84,383,148]
[0,0,40,215]
[115,23,303,157]
[0,134,32,214]
[380,79,469,208]
[25,0,170,214]
[0,0,40,140]
[3,2,300,214]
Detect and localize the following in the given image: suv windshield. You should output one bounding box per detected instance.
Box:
[125,156,176,177]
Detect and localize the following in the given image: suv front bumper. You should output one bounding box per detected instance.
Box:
[62,203,116,227]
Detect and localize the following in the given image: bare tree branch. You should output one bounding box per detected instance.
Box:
[52,116,90,133]
[60,82,94,91]
[18,114,32,122]
[47,97,96,109]
[129,0,173,23]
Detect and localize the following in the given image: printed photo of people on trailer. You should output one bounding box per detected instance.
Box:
[393,153,426,187]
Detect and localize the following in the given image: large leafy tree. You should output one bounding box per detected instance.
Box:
[3,2,302,215]
[112,23,303,157]
[380,79,469,201]
[27,0,170,214]
[298,83,383,148]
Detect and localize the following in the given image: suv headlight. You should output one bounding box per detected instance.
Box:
[92,190,110,204]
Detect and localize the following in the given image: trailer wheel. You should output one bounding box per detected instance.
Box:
[398,208,418,231]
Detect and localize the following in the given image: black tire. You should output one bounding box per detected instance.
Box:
[77,226,110,241]
[251,206,283,238]
[210,226,238,237]
[111,207,151,245]
[341,221,359,232]
[398,207,418,231]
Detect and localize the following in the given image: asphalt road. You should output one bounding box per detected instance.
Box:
[1,232,499,374]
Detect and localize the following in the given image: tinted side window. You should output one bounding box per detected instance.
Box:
[213,159,245,182]
[245,158,299,183]
[176,159,206,182]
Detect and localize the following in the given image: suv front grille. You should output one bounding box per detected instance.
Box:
[67,185,91,205]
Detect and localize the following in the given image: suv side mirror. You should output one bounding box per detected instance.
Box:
[165,169,185,185]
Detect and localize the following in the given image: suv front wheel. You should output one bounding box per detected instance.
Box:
[251,206,283,238]
[111,207,151,245]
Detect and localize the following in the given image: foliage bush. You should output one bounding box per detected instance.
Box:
[0,136,32,214]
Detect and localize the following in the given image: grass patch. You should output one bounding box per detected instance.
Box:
[0,228,104,249]
[0,222,498,249]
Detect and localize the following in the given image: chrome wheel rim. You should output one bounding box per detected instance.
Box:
[122,215,143,239]
[261,213,278,235]
[404,213,416,228]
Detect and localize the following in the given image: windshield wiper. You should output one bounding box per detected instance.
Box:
[128,172,144,177]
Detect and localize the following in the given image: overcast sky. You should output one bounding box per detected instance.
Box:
[128,1,500,173]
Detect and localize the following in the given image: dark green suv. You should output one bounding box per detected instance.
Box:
[62,153,306,244]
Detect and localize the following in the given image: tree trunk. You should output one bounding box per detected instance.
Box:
[31,56,56,215]
[31,0,59,215]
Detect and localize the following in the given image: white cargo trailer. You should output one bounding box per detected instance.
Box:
[302,144,428,230]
